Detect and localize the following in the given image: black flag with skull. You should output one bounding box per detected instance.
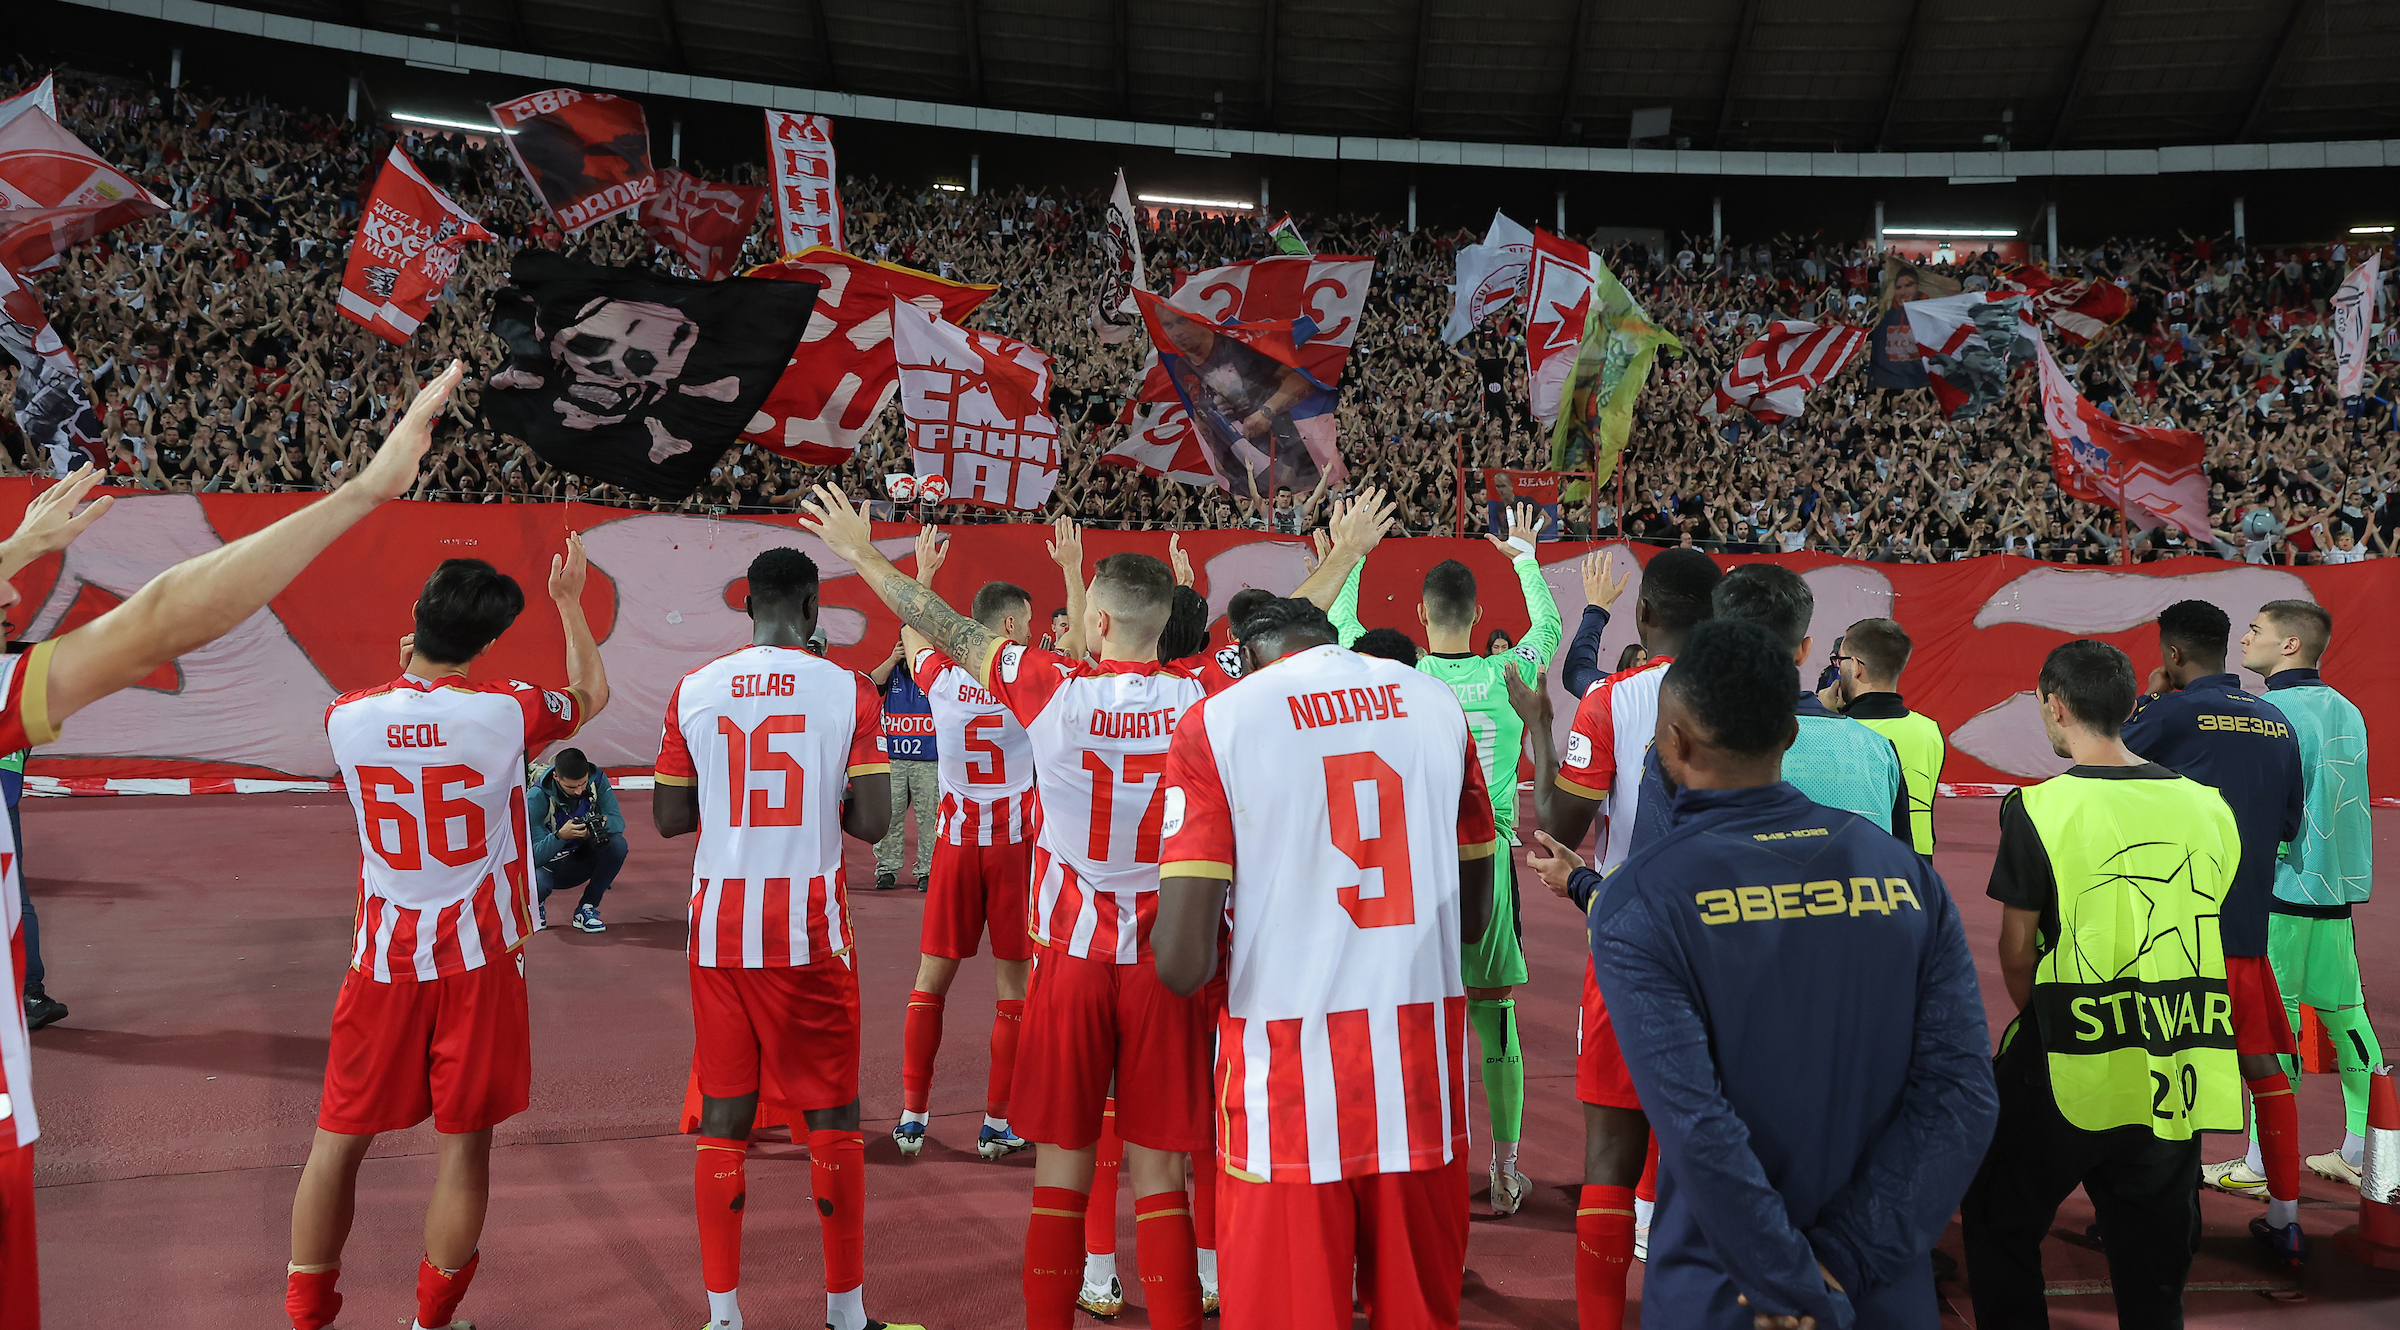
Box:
[483,249,819,498]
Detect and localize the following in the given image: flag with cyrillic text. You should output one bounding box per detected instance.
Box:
[338,148,493,344]
[766,111,843,254]
[490,88,656,232]
[638,169,765,282]
[893,300,1060,511]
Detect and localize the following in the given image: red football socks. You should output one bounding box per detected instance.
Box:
[1087,1100,1123,1257]
[987,998,1025,1120]
[1026,1185,1091,1330]
[902,989,946,1115]
[2250,1071,2300,1201]
[1134,1190,1204,1330]
[695,1136,748,1293]
[413,1251,478,1330]
[284,1263,340,1330]
[1577,1184,1636,1330]
[1191,1130,1218,1250]
[808,1130,866,1295]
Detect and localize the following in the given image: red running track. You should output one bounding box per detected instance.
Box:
[19,793,2400,1327]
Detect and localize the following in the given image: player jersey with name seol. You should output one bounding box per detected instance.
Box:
[0,642,60,1150]
[656,645,887,969]
[1159,644,1500,1184]
[985,642,1205,963]
[911,647,1037,847]
[1558,655,1673,872]
[328,673,585,984]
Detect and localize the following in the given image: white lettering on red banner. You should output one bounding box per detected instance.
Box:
[892,301,1060,512]
[766,111,843,254]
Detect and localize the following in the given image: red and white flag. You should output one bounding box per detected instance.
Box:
[2005,265,2132,346]
[491,88,656,232]
[0,260,103,470]
[1107,254,1370,487]
[892,300,1060,511]
[766,111,843,254]
[741,248,995,463]
[1525,229,1596,427]
[337,149,492,344]
[2331,253,2381,401]
[0,75,56,132]
[2037,337,2208,539]
[1705,320,1868,422]
[638,169,764,281]
[0,106,165,272]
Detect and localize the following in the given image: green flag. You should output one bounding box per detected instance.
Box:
[1268,215,1311,256]
[1547,263,1680,485]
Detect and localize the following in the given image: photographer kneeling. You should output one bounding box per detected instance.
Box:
[528,747,629,933]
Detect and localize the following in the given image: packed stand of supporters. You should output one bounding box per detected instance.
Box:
[3,64,2395,564]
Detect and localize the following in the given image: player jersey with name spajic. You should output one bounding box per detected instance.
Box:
[912,647,1037,847]
[1329,550,1561,835]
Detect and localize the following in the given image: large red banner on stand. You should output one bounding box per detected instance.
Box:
[2,481,2392,797]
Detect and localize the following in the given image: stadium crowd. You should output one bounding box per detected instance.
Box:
[5,64,2399,565]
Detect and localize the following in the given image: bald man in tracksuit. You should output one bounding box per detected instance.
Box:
[1531,618,1997,1328]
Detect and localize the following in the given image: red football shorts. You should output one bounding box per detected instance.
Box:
[689,957,861,1111]
[319,953,531,1136]
[1576,960,1642,1110]
[1011,946,1211,1152]
[2224,955,2298,1058]
[921,834,1036,962]
[1219,1158,1469,1330]
[0,1141,34,1330]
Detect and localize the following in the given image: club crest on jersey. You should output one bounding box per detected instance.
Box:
[543,691,572,717]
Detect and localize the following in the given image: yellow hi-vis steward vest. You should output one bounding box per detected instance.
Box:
[1856,711,1944,855]
[2018,773,2243,1139]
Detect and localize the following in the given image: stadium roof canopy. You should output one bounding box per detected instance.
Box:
[208,0,2400,152]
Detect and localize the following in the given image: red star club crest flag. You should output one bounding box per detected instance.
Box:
[1525,229,1596,428]
[892,300,1060,511]
[740,248,996,464]
[0,75,55,132]
[766,111,843,254]
[0,105,165,271]
[638,169,765,281]
[2037,337,2208,538]
[338,149,493,344]
[491,88,657,232]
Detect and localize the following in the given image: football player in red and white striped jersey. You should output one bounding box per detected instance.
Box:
[0,368,477,1330]
[1152,598,1499,1330]
[651,546,917,1330]
[1532,545,1721,1330]
[297,527,610,1330]
[800,488,1212,1330]
[890,526,1043,1162]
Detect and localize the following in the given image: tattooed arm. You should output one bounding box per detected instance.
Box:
[798,486,1006,686]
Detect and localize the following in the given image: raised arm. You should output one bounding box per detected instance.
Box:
[797,484,1004,686]
[1560,550,1630,698]
[40,362,464,727]
[898,524,948,663]
[1048,514,1089,660]
[550,531,608,720]
[1291,486,1395,608]
[1489,504,1562,675]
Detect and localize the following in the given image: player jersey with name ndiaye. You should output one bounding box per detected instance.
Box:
[984,642,1205,963]
[1159,644,1501,1184]
[911,647,1037,847]
[327,674,586,983]
[0,642,60,1151]
[655,645,888,968]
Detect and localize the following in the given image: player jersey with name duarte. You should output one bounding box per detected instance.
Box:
[1558,654,1674,873]
[1159,644,1501,1183]
[912,647,1036,847]
[986,642,1205,963]
[0,641,61,1150]
[328,673,586,983]
[656,645,888,969]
